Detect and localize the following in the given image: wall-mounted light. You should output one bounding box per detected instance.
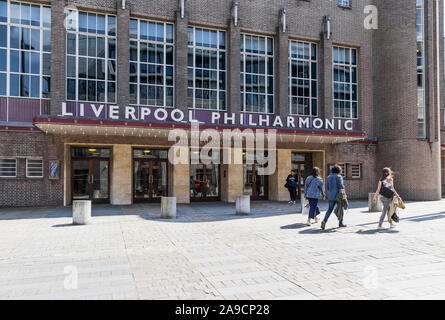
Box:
[180,0,185,19]
[280,7,286,33]
[121,0,126,10]
[323,15,331,40]
[232,1,239,26]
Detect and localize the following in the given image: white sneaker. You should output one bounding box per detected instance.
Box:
[306,221,311,226]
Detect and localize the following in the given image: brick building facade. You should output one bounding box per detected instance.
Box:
[0,0,443,208]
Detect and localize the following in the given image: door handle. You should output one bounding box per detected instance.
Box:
[90,175,94,184]
[149,175,153,184]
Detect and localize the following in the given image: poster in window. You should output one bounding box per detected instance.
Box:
[49,160,59,180]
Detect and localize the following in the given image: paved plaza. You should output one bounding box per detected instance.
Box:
[1,199,445,300]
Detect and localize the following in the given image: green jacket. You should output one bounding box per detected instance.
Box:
[334,192,349,221]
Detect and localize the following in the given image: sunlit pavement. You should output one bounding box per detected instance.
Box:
[1,199,445,300]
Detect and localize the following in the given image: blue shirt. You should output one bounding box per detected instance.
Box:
[326,174,345,201]
[304,176,325,199]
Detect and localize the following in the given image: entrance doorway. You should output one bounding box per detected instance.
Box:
[190,163,220,201]
[133,149,168,202]
[291,152,313,199]
[72,147,110,203]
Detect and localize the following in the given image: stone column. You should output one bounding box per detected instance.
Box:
[174,11,189,115]
[168,146,190,204]
[268,149,291,202]
[116,5,130,118]
[276,27,289,119]
[111,144,132,205]
[220,148,243,203]
[228,20,241,114]
[319,34,333,119]
[50,0,66,116]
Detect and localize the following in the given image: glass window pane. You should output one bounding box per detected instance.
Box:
[67,55,76,77]
[130,19,138,39]
[21,3,31,25]
[0,72,6,95]
[156,23,164,42]
[22,27,31,50]
[88,13,96,34]
[42,6,51,28]
[108,38,116,59]
[31,75,39,97]
[67,33,76,54]
[11,2,20,24]
[43,30,51,52]
[10,26,20,49]
[0,48,5,72]
[10,74,20,96]
[107,82,115,103]
[42,53,50,75]
[31,52,39,74]
[0,0,7,23]
[79,12,87,33]
[97,15,105,35]
[78,79,86,100]
[31,5,40,26]
[166,24,173,43]
[21,74,29,97]
[31,29,40,51]
[0,25,6,47]
[42,76,50,98]
[88,80,96,101]
[88,36,96,57]
[140,21,148,40]
[97,37,105,58]
[10,49,20,72]
[78,34,87,56]
[108,16,116,36]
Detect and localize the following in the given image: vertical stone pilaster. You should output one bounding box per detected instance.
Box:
[228,20,241,114]
[111,144,132,205]
[175,11,189,115]
[220,147,244,203]
[276,27,289,119]
[320,35,333,119]
[117,5,130,118]
[168,146,190,204]
[50,0,66,116]
[268,149,291,202]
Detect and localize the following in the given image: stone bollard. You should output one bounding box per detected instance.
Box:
[236,195,250,216]
[161,196,177,219]
[72,200,91,225]
[368,193,383,212]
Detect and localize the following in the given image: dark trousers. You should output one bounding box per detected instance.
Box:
[323,200,343,224]
[288,188,297,201]
[308,198,320,219]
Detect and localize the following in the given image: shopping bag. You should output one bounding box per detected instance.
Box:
[302,200,310,215]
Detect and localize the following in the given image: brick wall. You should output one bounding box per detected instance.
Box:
[0,132,64,207]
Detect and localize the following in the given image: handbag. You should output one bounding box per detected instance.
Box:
[379,181,395,198]
[302,199,310,215]
[392,213,399,223]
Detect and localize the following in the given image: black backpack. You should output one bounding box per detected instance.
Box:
[379,181,395,198]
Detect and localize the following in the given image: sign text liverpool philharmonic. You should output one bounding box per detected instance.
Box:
[59,103,355,131]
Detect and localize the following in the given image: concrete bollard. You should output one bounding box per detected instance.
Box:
[236,195,250,216]
[368,193,383,212]
[72,200,91,225]
[161,196,177,219]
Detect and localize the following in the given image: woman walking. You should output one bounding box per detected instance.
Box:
[286,170,298,204]
[304,167,325,226]
[373,167,400,229]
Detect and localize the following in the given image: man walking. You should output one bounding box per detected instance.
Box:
[321,165,347,230]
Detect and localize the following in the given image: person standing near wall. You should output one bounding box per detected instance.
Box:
[286,170,298,204]
[373,168,400,229]
[304,167,325,226]
[321,165,347,230]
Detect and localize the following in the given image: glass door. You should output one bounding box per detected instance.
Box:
[243,163,268,200]
[72,159,109,203]
[292,153,313,199]
[133,159,168,202]
[73,160,90,199]
[71,147,111,203]
[190,163,220,201]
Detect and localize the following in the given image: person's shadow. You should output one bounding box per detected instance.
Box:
[280,223,309,230]
[356,228,399,234]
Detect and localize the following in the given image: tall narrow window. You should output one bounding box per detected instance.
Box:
[417,0,426,138]
[129,19,174,107]
[241,34,274,113]
[66,11,116,103]
[187,26,226,110]
[289,40,317,116]
[0,0,51,98]
[333,46,358,119]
